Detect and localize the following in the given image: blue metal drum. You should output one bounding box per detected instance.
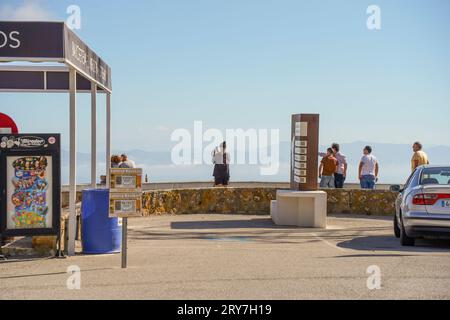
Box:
[81,189,121,254]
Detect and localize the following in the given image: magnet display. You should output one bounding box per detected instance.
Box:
[109,168,143,218]
[0,134,61,236]
[109,192,142,218]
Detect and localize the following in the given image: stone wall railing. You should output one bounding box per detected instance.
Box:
[141,187,398,216]
[62,187,398,216]
[325,189,398,215]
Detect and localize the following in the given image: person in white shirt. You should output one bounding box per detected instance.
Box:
[358,146,379,190]
[119,154,136,168]
[212,142,231,186]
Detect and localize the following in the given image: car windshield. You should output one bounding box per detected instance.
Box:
[420,167,450,185]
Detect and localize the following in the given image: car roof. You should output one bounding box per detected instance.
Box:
[418,165,450,169]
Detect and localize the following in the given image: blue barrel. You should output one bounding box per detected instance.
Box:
[81,189,122,254]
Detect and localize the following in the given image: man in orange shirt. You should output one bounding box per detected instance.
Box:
[319,148,338,188]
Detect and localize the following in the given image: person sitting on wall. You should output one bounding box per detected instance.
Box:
[319,148,338,188]
[212,141,231,187]
[111,155,122,168]
[119,154,136,168]
[411,141,429,172]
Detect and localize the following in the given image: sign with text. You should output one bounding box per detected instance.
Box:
[109,193,142,218]
[290,114,320,191]
[0,21,64,59]
[0,21,111,91]
[64,28,112,91]
[110,168,143,193]
[109,168,143,218]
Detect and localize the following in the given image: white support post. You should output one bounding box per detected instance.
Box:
[106,93,111,188]
[91,82,97,189]
[68,68,77,256]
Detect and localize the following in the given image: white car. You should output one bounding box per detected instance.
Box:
[392,165,450,246]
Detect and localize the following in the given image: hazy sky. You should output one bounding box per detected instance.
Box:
[1,0,450,153]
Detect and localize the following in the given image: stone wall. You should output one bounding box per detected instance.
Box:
[61,191,83,208]
[62,187,398,216]
[142,188,398,216]
[142,188,276,216]
[325,189,398,215]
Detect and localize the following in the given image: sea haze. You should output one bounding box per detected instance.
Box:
[60,142,450,185]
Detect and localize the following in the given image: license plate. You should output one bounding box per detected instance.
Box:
[441,200,450,208]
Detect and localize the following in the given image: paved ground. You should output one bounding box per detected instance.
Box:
[1,214,450,300]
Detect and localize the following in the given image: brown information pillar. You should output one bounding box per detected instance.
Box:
[290,114,320,191]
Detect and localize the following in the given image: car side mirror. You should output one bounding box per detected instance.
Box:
[389,185,401,192]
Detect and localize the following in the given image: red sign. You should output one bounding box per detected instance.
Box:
[0,113,18,134]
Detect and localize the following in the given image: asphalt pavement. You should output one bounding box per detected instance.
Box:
[1,214,450,300]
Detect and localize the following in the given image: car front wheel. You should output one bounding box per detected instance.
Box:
[400,213,415,246]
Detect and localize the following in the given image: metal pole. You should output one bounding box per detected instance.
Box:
[68,68,77,256]
[91,82,97,189]
[121,217,128,268]
[106,93,111,188]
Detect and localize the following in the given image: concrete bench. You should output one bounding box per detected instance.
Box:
[271,190,327,228]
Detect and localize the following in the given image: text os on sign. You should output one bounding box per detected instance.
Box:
[0,30,20,49]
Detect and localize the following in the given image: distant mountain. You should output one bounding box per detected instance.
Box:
[59,142,450,184]
[61,149,171,166]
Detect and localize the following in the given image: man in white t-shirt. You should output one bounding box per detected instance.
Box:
[119,154,136,168]
[358,146,379,190]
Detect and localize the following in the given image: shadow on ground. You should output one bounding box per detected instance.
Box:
[170,218,280,229]
[129,217,389,245]
[337,235,450,253]
[0,267,113,279]
[170,218,389,231]
[130,228,322,244]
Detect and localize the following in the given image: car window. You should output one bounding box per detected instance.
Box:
[404,170,417,189]
[420,167,450,185]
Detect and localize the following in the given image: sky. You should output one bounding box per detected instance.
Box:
[1,0,450,169]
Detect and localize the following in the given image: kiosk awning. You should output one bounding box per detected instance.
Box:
[0,65,107,92]
[0,21,112,92]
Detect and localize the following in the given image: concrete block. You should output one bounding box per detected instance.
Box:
[273,190,327,228]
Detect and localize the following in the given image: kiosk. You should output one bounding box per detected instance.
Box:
[0,21,113,255]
